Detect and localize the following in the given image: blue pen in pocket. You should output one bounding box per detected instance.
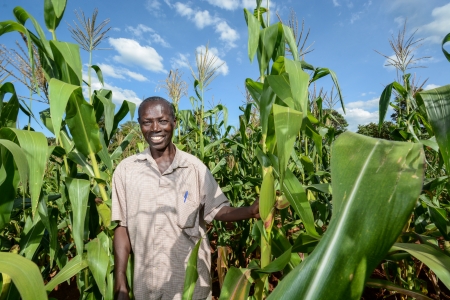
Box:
[183,191,189,203]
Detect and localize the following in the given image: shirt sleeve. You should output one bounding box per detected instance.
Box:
[199,165,230,223]
[111,163,127,227]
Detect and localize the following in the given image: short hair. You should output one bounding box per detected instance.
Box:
[138,96,175,120]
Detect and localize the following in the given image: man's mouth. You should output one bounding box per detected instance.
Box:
[150,136,164,143]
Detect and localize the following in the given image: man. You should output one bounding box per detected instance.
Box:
[112,96,259,300]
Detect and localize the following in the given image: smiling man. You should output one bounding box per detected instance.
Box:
[112,96,259,300]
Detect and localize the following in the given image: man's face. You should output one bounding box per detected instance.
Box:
[138,101,176,152]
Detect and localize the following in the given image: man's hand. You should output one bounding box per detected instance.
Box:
[249,198,260,219]
[114,226,131,300]
[214,198,260,222]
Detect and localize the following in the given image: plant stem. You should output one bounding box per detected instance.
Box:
[89,152,111,227]
[88,51,92,104]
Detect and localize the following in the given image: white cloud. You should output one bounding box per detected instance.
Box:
[350,11,363,24]
[83,71,142,106]
[206,0,240,10]
[333,0,340,7]
[171,53,191,70]
[215,21,239,47]
[146,0,164,16]
[173,2,239,48]
[417,3,450,44]
[126,24,154,37]
[194,10,214,28]
[346,1,354,8]
[242,0,256,9]
[424,84,440,90]
[174,2,193,17]
[394,16,405,27]
[126,25,170,47]
[338,107,379,131]
[346,97,380,109]
[338,97,393,131]
[97,63,149,82]
[109,38,166,73]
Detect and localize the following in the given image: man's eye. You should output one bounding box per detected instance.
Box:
[159,120,168,125]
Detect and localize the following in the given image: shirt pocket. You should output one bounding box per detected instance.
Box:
[176,189,200,238]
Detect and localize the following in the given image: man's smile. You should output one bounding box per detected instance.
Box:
[150,136,164,143]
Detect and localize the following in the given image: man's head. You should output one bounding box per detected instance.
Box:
[138,97,176,153]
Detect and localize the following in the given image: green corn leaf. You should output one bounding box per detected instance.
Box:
[19,216,45,260]
[65,88,102,157]
[0,83,20,128]
[93,89,115,139]
[268,132,424,300]
[112,100,136,138]
[38,199,58,267]
[0,142,25,232]
[13,7,53,59]
[245,78,263,108]
[267,74,295,108]
[67,150,95,177]
[91,64,104,85]
[98,130,113,171]
[257,23,281,78]
[259,166,275,224]
[292,233,320,253]
[219,267,253,300]
[284,58,309,113]
[429,206,450,239]
[66,177,90,255]
[244,8,259,63]
[0,253,47,300]
[327,69,345,113]
[259,247,292,273]
[0,128,48,216]
[45,255,88,292]
[86,238,110,298]
[50,41,82,85]
[110,131,136,161]
[282,25,298,61]
[378,82,394,130]
[44,0,65,33]
[392,243,450,290]
[0,139,28,191]
[442,32,450,62]
[259,81,276,144]
[365,279,433,300]
[51,0,67,18]
[269,154,319,238]
[182,238,202,300]
[418,85,450,173]
[49,78,77,141]
[273,104,302,186]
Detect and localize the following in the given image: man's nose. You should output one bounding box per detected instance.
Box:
[150,122,159,131]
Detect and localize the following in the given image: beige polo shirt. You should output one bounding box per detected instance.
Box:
[111,147,229,300]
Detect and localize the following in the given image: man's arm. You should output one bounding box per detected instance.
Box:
[114,226,131,300]
[214,199,259,222]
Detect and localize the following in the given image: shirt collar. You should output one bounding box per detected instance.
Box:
[135,145,189,172]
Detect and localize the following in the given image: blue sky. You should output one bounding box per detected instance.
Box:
[1,0,450,133]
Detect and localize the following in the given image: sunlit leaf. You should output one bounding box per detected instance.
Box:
[269,132,424,300]
[45,255,88,292]
[0,128,48,216]
[66,177,90,255]
[392,243,450,290]
[182,238,202,300]
[0,253,47,300]
[86,238,109,297]
[219,267,253,300]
